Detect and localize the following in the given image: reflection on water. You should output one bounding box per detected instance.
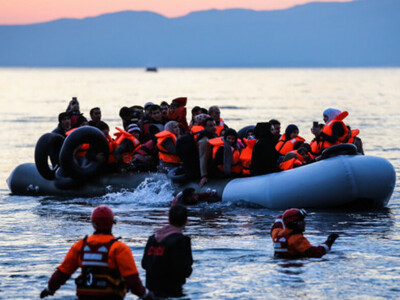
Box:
[0,68,399,299]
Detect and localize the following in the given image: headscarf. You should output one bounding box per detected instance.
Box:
[254,122,274,139]
[194,113,210,126]
[164,120,179,133]
[323,108,341,123]
[285,124,299,140]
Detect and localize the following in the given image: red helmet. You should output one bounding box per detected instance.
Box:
[91,205,114,231]
[282,208,307,227]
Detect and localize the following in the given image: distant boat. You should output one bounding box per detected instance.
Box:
[146,67,158,72]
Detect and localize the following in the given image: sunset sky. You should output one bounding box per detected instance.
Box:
[0,0,353,25]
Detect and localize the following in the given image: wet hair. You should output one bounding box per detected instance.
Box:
[58,112,70,123]
[96,121,109,131]
[150,104,161,112]
[191,106,202,115]
[119,106,132,118]
[90,107,100,116]
[300,143,311,153]
[169,204,188,227]
[182,188,195,202]
[76,115,88,127]
[269,119,281,126]
[160,101,169,107]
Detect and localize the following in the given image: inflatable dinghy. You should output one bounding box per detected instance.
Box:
[7,154,395,209]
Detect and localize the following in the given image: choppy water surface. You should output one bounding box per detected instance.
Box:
[0,68,399,299]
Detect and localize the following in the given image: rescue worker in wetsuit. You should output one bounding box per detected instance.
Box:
[40,205,152,299]
[142,204,193,298]
[171,187,220,206]
[271,208,339,258]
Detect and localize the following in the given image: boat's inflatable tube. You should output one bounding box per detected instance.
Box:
[59,126,109,180]
[321,143,358,159]
[7,155,396,209]
[34,133,64,180]
[222,155,396,209]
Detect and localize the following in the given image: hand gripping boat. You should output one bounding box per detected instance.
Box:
[7,127,396,209]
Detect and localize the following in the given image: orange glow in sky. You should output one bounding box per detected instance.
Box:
[0,0,353,25]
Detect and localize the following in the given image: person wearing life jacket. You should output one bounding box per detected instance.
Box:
[310,108,349,156]
[239,136,257,176]
[142,204,192,298]
[66,97,83,128]
[275,124,305,156]
[270,208,339,259]
[155,121,181,173]
[141,105,166,143]
[189,106,202,127]
[344,125,364,155]
[209,105,228,136]
[210,128,243,177]
[95,121,118,166]
[113,124,142,173]
[65,116,90,158]
[167,97,189,133]
[280,144,314,171]
[40,205,153,299]
[190,113,209,135]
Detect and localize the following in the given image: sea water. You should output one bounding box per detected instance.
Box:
[0,68,399,299]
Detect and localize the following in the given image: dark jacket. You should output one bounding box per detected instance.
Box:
[142,226,193,298]
[52,124,67,137]
[250,123,280,176]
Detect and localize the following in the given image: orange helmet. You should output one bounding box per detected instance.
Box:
[91,205,115,231]
[282,208,307,228]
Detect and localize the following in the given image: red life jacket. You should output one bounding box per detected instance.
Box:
[216,118,225,136]
[310,111,349,155]
[275,133,306,155]
[65,128,90,157]
[75,236,127,298]
[155,130,181,164]
[113,127,141,164]
[239,138,257,175]
[209,137,242,174]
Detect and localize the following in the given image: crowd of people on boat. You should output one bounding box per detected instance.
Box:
[52,96,364,187]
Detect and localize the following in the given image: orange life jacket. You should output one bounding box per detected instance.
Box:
[106,135,117,164]
[239,138,257,175]
[190,125,204,135]
[155,130,181,164]
[279,150,304,171]
[346,129,360,144]
[209,137,242,175]
[216,118,225,136]
[275,133,306,155]
[75,236,127,298]
[113,127,141,164]
[65,128,90,157]
[310,111,349,155]
[271,228,313,259]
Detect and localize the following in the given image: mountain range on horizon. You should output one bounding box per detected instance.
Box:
[0,0,399,67]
